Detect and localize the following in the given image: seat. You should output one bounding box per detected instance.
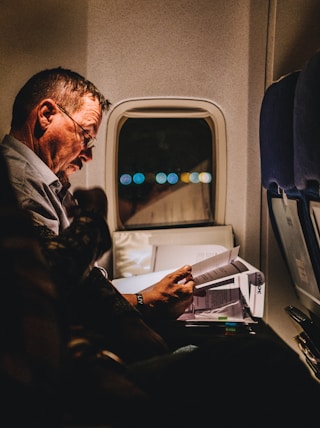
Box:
[259,70,320,302]
[293,50,320,312]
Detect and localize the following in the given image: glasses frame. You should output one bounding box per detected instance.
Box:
[56,103,96,149]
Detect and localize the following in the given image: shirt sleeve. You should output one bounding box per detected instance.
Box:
[34,212,112,299]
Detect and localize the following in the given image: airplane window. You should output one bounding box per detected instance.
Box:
[105,99,227,231]
[118,118,214,228]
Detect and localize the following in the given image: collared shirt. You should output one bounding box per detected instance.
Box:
[0,134,112,277]
[0,134,70,235]
[0,138,169,366]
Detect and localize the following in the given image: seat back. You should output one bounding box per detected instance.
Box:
[294,51,320,191]
[260,72,298,193]
[293,50,320,311]
[259,70,320,296]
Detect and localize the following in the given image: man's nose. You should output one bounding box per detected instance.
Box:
[79,147,93,162]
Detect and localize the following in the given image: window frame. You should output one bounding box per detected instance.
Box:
[105,98,227,232]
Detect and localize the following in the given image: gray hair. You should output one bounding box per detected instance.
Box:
[11,67,111,129]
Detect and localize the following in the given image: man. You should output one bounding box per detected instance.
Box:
[0,149,168,428]
[0,67,195,362]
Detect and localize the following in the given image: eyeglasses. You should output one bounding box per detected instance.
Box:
[56,104,96,149]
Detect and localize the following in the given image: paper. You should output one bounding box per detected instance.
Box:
[153,243,230,271]
[191,246,248,287]
[112,269,173,294]
[190,277,245,321]
[112,245,265,320]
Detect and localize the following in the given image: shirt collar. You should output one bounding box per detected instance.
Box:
[2,134,64,194]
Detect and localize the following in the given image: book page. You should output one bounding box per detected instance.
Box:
[153,244,229,271]
[179,276,253,322]
[191,246,248,287]
[113,246,243,292]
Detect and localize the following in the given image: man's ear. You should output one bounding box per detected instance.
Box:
[37,99,57,130]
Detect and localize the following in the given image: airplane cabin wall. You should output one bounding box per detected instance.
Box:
[0,0,268,268]
[85,0,268,270]
[0,0,89,144]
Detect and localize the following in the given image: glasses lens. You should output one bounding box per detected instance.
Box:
[85,138,96,149]
[57,104,96,149]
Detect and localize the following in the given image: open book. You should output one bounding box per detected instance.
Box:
[112,245,265,322]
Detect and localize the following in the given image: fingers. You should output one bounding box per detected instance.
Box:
[193,287,206,297]
[169,265,193,281]
[165,265,195,293]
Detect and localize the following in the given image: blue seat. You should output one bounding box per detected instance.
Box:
[259,70,320,304]
[294,51,320,192]
[293,50,320,313]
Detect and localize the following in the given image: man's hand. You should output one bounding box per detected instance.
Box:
[132,265,195,319]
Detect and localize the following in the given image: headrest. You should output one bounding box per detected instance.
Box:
[259,71,300,190]
[294,51,320,190]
